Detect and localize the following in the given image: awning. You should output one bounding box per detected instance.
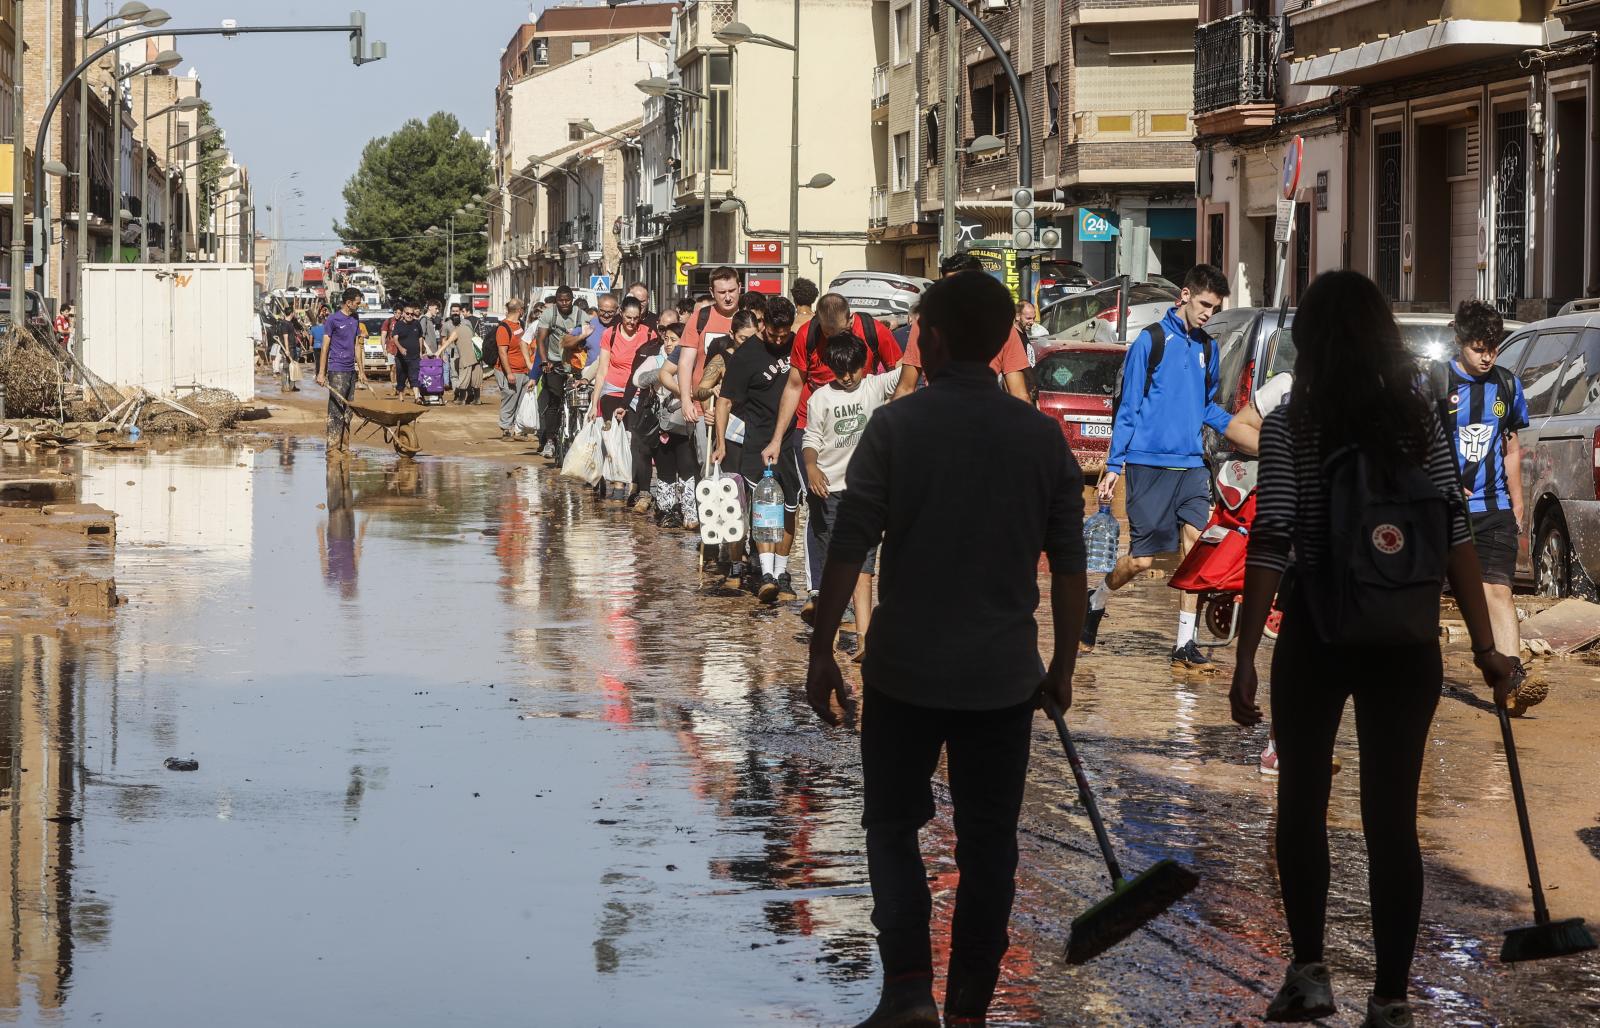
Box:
[1290,20,1547,87]
[1147,207,1195,240]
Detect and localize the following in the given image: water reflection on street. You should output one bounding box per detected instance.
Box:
[0,437,1594,1026]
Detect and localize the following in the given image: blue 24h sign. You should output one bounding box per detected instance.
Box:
[1077,209,1119,243]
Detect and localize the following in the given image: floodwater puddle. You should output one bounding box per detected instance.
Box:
[0,437,1593,1025]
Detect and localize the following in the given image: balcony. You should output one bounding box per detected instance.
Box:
[869,186,888,231]
[1194,13,1280,135]
[871,63,889,120]
[1289,0,1552,87]
[675,1,736,62]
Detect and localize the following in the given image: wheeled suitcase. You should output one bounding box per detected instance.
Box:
[417,356,446,405]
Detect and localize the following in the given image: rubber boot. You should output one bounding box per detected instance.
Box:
[853,973,939,1028]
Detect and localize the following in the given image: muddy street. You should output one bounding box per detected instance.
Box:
[0,437,1597,1026]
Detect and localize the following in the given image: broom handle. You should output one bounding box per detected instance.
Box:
[1497,706,1551,925]
[1049,708,1125,885]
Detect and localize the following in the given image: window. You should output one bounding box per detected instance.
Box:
[971,84,994,138]
[682,58,732,175]
[893,132,911,191]
[709,53,732,172]
[1555,328,1600,416]
[925,106,940,164]
[532,39,549,65]
[571,41,591,57]
[568,122,586,142]
[1046,66,1060,138]
[1496,331,1532,375]
[893,6,912,65]
[1038,350,1123,396]
[992,79,1009,137]
[1519,330,1578,418]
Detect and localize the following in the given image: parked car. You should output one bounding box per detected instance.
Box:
[0,285,51,334]
[1034,342,1124,476]
[359,309,395,380]
[1490,314,1600,597]
[827,270,933,318]
[1042,281,1177,342]
[1035,260,1096,307]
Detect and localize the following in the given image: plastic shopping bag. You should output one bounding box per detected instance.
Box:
[514,384,540,434]
[560,419,604,485]
[600,420,633,483]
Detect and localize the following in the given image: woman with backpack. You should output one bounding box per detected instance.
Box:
[1228,270,1513,1028]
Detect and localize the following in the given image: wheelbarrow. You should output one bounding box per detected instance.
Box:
[328,383,427,456]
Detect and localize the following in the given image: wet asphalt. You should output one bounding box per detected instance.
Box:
[0,437,1595,1026]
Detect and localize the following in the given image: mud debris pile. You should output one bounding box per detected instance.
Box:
[0,501,120,622]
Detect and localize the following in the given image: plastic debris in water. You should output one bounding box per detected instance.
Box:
[163,757,199,771]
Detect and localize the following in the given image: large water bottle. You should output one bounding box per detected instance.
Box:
[1084,503,1120,574]
[752,468,785,544]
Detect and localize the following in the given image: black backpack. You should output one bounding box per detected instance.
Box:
[1299,442,1450,646]
[1111,325,1215,418]
[802,312,886,372]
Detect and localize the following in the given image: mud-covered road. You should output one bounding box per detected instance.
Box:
[0,436,1596,1026]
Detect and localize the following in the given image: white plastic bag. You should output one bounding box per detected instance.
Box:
[514,384,540,434]
[600,420,633,483]
[560,419,604,485]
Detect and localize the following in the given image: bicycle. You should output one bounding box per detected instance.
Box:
[547,364,594,465]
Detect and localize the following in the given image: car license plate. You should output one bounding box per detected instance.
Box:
[1078,422,1112,439]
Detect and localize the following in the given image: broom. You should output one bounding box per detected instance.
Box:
[1047,706,1200,964]
[1496,704,1597,963]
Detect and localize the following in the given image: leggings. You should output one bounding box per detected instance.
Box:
[1270,588,1441,999]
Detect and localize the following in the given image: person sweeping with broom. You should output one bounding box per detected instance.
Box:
[805,270,1090,1027]
[1229,271,1515,1028]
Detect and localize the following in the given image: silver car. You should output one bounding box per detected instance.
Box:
[827,271,933,319]
[1494,314,1600,597]
[1043,281,1178,343]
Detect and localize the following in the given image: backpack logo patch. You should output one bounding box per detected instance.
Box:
[1372,524,1405,555]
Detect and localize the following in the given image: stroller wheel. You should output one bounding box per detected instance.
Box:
[1264,602,1284,640]
[1203,594,1237,641]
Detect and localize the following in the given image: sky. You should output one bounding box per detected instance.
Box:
[139,0,548,253]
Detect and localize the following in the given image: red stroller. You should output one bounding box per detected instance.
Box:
[1169,455,1282,644]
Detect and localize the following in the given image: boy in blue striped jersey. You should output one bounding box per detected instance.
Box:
[1427,300,1538,711]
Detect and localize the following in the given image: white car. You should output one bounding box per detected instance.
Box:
[1043,281,1178,343]
[827,271,933,319]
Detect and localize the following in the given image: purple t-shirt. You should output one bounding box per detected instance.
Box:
[325,310,360,373]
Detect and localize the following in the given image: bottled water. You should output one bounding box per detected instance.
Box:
[1083,503,1120,574]
[752,468,785,544]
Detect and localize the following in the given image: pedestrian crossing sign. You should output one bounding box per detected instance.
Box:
[589,275,613,291]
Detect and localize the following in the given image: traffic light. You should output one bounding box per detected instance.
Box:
[1011,187,1035,249]
[1038,221,1063,250]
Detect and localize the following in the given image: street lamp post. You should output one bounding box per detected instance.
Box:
[637,76,710,264]
[31,12,386,295]
[715,11,804,280]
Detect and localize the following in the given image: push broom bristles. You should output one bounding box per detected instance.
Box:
[1065,858,1199,965]
[1501,917,1598,964]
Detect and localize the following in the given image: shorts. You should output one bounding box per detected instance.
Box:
[1471,510,1518,587]
[809,490,878,574]
[1126,464,1211,558]
[741,433,803,511]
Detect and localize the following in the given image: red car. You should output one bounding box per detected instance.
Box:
[1034,341,1124,476]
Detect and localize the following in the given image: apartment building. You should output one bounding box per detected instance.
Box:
[869,0,1199,283]
[628,0,881,299]
[507,121,639,297]
[0,4,23,286]
[1197,0,1586,318]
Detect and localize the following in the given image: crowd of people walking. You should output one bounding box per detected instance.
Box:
[299,259,1558,1028]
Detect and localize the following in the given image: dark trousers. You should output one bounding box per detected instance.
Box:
[1271,590,1441,999]
[630,419,659,495]
[394,354,419,393]
[860,684,1034,1018]
[538,371,570,446]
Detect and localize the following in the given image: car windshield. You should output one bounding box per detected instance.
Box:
[1037,351,1122,396]
[1397,321,1458,363]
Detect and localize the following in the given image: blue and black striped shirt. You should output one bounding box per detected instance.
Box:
[1437,361,1529,514]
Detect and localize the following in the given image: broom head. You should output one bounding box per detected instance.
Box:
[1500,917,1597,963]
[1064,858,1199,965]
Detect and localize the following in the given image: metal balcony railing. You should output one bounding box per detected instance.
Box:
[872,63,890,109]
[1193,13,1280,116]
[869,186,888,230]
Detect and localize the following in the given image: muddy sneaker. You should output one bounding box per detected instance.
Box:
[1507,660,1548,717]
[726,560,748,589]
[1361,996,1413,1028]
[758,574,780,605]
[777,572,795,598]
[1171,640,1215,672]
[541,441,555,460]
[1081,591,1108,653]
[1259,739,1279,776]
[632,493,653,516]
[801,591,818,626]
[1265,961,1336,1022]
